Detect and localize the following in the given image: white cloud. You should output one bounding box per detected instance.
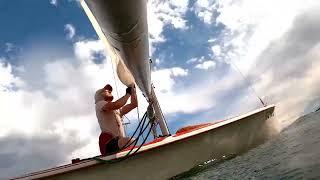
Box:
[195,60,216,70]
[208,38,217,43]
[171,67,189,76]
[73,39,105,63]
[197,0,210,8]
[50,0,58,6]
[191,0,320,128]
[0,90,47,137]
[186,56,216,70]
[186,57,198,64]
[154,58,161,65]
[0,60,24,91]
[211,45,221,56]
[194,0,216,24]
[152,67,188,93]
[247,9,320,127]
[0,60,42,137]
[152,67,248,115]
[147,0,189,54]
[0,39,119,165]
[255,56,320,128]
[187,56,205,64]
[64,24,76,40]
[214,0,320,73]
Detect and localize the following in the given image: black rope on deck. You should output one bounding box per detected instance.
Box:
[92,104,156,164]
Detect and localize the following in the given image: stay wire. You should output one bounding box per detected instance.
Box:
[228,60,266,107]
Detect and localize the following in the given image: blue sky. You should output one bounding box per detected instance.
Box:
[1,0,320,178]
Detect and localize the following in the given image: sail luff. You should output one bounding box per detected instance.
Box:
[82,0,152,99]
[81,0,136,87]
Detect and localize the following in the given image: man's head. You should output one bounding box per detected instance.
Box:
[94,84,114,103]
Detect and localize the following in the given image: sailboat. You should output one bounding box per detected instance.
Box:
[12,0,276,179]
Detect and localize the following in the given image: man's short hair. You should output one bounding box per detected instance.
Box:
[95,84,113,104]
[103,84,113,91]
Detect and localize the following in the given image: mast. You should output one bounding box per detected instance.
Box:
[151,85,170,136]
[81,0,170,136]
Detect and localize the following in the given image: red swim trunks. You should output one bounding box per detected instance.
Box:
[99,132,120,156]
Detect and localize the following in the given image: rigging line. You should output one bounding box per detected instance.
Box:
[119,105,152,151]
[109,55,132,131]
[94,121,154,164]
[93,111,153,164]
[121,112,147,150]
[122,122,153,158]
[121,116,151,156]
[228,60,266,107]
[136,95,145,140]
[97,120,154,164]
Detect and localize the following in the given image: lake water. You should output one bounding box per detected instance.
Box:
[173,110,320,179]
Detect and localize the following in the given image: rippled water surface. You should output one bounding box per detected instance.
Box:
[174,111,320,179]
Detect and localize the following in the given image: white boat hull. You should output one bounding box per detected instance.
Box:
[13,105,276,180]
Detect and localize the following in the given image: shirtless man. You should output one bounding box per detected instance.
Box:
[95,84,137,155]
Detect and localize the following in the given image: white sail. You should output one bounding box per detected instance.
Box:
[82,0,152,99]
[81,0,170,135]
[81,0,135,87]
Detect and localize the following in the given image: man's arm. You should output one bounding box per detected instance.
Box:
[120,87,138,117]
[102,94,130,111]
